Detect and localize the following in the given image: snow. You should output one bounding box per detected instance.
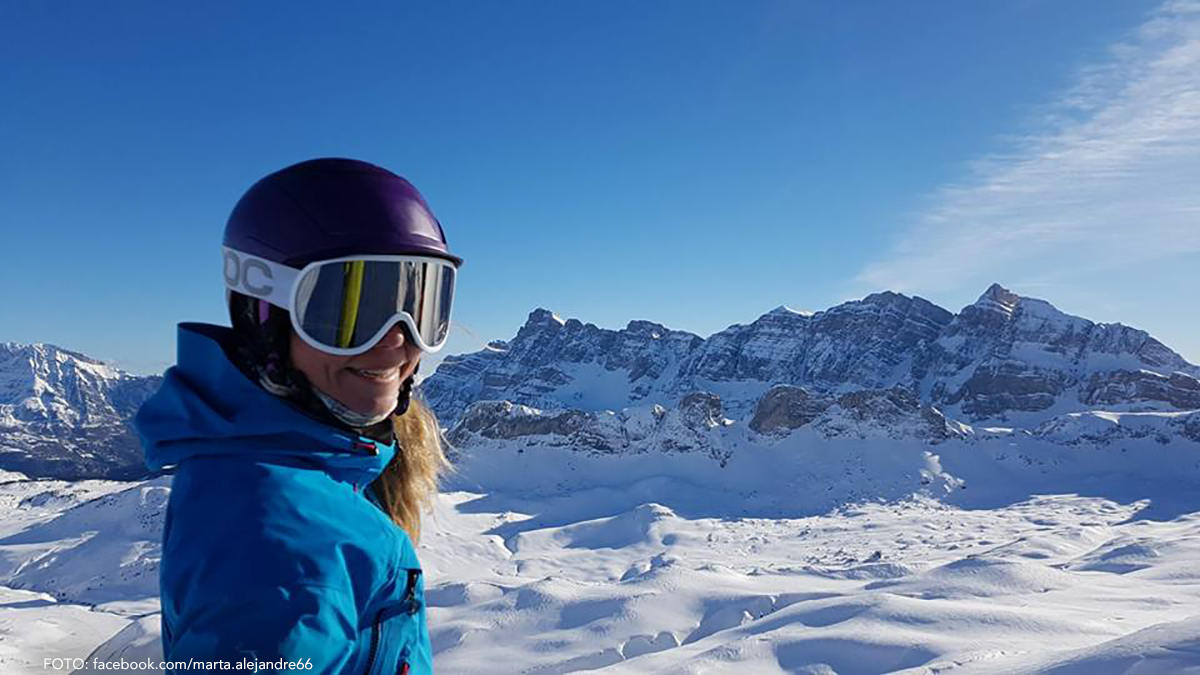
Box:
[0,586,129,673]
[774,305,815,317]
[0,476,154,673]
[419,487,1200,675]
[1017,297,1092,335]
[0,428,1196,673]
[555,361,639,412]
[1034,409,1196,446]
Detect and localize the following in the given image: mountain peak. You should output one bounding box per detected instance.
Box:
[861,290,909,305]
[524,308,566,328]
[979,282,1017,302]
[2,341,112,371]
[766,305,814,317]
[626,319,669,335]
[973,283,1022,317]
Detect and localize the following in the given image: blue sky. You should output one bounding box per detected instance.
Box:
[2,0,1197,374]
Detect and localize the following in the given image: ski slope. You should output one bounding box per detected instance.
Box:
[0,428,1196,674]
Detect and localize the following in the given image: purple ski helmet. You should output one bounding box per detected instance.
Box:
[224,157,461,267]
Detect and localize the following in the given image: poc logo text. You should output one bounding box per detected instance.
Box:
[223,249,275,297]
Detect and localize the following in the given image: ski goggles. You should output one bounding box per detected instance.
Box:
[222,246,458,355]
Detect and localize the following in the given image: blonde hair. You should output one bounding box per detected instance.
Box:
[370,397,451,543]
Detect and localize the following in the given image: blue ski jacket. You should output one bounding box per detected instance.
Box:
[135,323,432,674]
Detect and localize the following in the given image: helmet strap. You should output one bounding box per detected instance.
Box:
[394,362,418,416]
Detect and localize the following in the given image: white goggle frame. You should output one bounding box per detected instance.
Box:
[222,246,457,356]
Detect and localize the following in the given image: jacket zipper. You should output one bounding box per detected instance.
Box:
[364,607,385,675]
[402,569,422,614]
[365,571,422,675]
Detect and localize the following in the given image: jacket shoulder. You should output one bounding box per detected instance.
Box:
[162,456,414,606]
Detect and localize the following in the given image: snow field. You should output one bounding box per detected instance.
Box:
[420,489,1200,674]
[0,431,1197,673]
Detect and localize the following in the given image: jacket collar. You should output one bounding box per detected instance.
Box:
[135,323,396,487]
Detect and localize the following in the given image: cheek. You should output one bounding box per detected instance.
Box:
[288,335,313,373]
[404,350,422,379]
[289,334,350,384]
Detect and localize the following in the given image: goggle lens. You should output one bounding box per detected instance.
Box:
[294,259,455,353]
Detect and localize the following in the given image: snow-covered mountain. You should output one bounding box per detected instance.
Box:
[0,343,160,480]
[926,284,1199,421]
[2,285,1200,673]
[5,282,1196,478]
[425,283,1200,457]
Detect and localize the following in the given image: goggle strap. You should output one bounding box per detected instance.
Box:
[222,247,300,312]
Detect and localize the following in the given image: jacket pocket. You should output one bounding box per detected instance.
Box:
[364,569,424,675]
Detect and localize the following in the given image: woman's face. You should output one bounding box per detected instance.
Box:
[289,323,423,418]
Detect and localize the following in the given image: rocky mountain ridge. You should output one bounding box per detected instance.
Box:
[4,283,1197,478]
[0,342,160,479]
[425,284,1200,457]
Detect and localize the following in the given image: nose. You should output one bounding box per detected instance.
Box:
[375,322,413,351]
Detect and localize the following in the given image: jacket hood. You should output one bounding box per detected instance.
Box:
[135,323,396,487]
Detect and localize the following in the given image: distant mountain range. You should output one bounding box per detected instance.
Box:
[0,343,161,479]
[424,283,1200,455]
[4,283,1198,479]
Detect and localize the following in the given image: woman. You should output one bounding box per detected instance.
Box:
[135,158,461,674]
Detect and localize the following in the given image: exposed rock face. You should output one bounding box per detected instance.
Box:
[447,401,624,454]
[662,393,730,458]
[677,393,725,431]
[0,343,161,479]
[447,394,730,463]
[825,388,957,442]
[427,283,1198,434]
[940,361,1068,418]
[748,385,957,442]
[749,386,822,434]
[1082,370,1200,410]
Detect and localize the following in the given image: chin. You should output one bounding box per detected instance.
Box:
[342,386,400,416]
[364,399,397,418]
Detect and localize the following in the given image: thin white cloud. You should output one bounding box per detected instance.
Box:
[855,0,1200,296]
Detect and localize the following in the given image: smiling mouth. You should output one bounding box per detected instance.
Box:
[348,366,402,382]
